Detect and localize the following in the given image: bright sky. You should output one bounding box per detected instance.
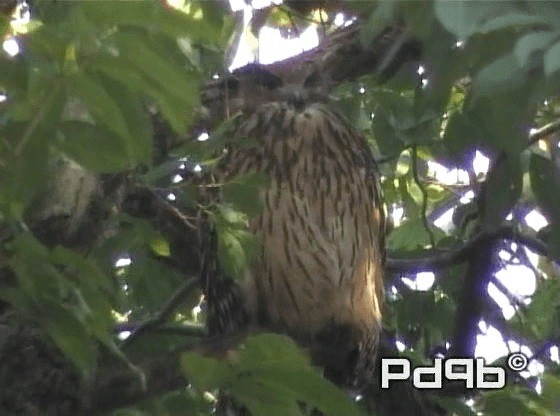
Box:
[228,0,320,70]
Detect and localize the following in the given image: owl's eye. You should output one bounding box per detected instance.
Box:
[258,71,283,90]
[234,63,283,90]
[303,70,321,88]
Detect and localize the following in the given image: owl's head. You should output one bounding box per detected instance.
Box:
[234,63,331,111]
[201,63,330,125]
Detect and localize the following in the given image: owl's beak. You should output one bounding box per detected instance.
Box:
[287,90,308,112]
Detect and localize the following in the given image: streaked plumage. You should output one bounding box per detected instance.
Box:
[200,69,385,388]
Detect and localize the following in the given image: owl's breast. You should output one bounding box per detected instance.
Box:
[220,103,384,342]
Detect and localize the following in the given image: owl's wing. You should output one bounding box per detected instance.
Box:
[198,195,249,336]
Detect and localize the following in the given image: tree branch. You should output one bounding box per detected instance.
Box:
[200,21,421,128]
[528,118,560,147]
[451,236,497,357]
[120,277,199,349]
[115,322,206,338]
[386,225,549,274]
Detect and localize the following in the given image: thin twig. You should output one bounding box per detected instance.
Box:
[120,277,199,349]
[527,119,560,147]
[160,197,198,230]
[375,152,401,164]
[115,322,206,337]
[374,29,410,80]
[527,336,560,366]
[411,145,436,248]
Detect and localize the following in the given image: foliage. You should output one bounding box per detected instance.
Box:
[182,334,363,416]
[1,1,560,415]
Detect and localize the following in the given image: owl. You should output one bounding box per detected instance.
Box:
[199,63,386,389]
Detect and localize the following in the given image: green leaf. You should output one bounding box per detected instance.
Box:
[435,397,477,416]
[395,150,411,177]
[194,1,230,46]
[370,89,420,156]
[229,334,363,416]
[178,114,245,161]
[81,1,224,45]
[473,53,525,97]
[50,245,114,294]
[125,257,186,314]
[388,218,445,251]
[0,123,51,217]
[88,56,148,94]
[540,373,560,410]
[521,277,560,339]
[88,53,197,134]
[397,176,420,219]
[164,390,210,416]
[434,1,537,40]
[141,160,185,186]
[475,13,549,36]
[216,225,259,282]
[40,297,98,375]
[513,31,558,68]
[372,109,404,157]
[145,72,200,135]
[0,13,9,35]
[0,55,28,94]
[213,205,261,282]
[360,2,395,47]
[112,410,147,416]
[93,75,153,166]
[222,172,268,217]
[400,2,436,38]
[465,93,530,155]
[58,121,132,172]
[7,235,115,374]
[116,34,189,95]
[237,334,360,415]
[113,31,199,102]
[238,334,310,371]
[150,236,171,257]
[482,386,544,416]
[549,226,560,260]
[544,40,560,77]
[177,182,199,209]
[69,72,130,139]
[395,290,436,332]
[433,1,491,40]
[180,352,231,391]
[480,155,522,233]
[8,234,59,298]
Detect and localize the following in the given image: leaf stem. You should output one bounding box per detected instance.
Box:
[411,145,435,248]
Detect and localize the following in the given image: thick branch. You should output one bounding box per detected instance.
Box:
[451,237,497,358]
[200,21,421,128]
[386,226,548,274]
